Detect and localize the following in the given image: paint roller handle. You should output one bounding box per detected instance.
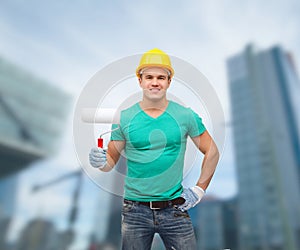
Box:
[97,125,120,148]
[98,138,103,148]
[89,126,120,169]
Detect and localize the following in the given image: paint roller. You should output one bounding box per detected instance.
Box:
[81,108,120,148]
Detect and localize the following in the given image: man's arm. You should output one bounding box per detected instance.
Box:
[107,140,125,168]
[177,130,219,211]
[191,130,220,190]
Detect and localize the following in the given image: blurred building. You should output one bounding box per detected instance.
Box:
[0,175,18,216]
[190,196,239,250]
[15,218,69,250]
[0,56,71,248]
[0,217,12,250]
[0,175,18,249]
[222,197,239,250]
[227,44,300,250]
[191,196,224,250]
[103,157,126,248]
[89,156,126,249]
[0,56,71,178]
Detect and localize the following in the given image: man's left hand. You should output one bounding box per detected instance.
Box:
[177,186,205,211]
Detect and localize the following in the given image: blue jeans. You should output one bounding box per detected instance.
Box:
[121,199,196,250]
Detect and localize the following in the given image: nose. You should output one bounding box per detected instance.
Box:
[151,77,159,86]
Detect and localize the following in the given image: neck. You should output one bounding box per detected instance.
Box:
[140,98,169,112]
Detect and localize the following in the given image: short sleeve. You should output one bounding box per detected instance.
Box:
[110,123,125,141]
[188,108,206,137]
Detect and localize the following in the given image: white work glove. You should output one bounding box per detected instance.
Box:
[89,147,107,169]
[177,186,205,211]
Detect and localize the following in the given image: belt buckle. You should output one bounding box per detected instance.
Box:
[150,201,160,210]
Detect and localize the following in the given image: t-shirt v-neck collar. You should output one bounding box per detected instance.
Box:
[137,101,171,120]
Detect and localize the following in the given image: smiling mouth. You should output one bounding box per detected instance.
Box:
[150,88,161,91]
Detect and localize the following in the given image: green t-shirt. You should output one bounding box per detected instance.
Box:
[111,101,206,201]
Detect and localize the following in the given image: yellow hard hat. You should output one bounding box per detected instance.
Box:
[136,48,174,78]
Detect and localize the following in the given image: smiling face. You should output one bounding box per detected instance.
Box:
[138,67,171,103]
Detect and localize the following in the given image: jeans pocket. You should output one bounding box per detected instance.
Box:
[122,200,135,213]
[174,207,190,218]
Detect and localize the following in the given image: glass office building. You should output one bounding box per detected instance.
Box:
[198,197,224,250]
[0,56,71,178]
[0,175,17,217]
[0,174,18,248]
[0,56,71,248]
[227,45,300,250]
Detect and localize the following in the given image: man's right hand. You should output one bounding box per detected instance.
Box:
[89,147,107,169]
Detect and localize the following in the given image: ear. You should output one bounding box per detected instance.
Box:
[138,77,142,86]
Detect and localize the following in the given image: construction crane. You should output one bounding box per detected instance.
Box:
[32,169,83,249]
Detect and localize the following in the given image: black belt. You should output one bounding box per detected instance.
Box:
[124,197,185,210]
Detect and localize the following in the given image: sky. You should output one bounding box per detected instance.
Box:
[1,0,300,249]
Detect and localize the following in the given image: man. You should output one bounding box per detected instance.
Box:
[89,48,219,250]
